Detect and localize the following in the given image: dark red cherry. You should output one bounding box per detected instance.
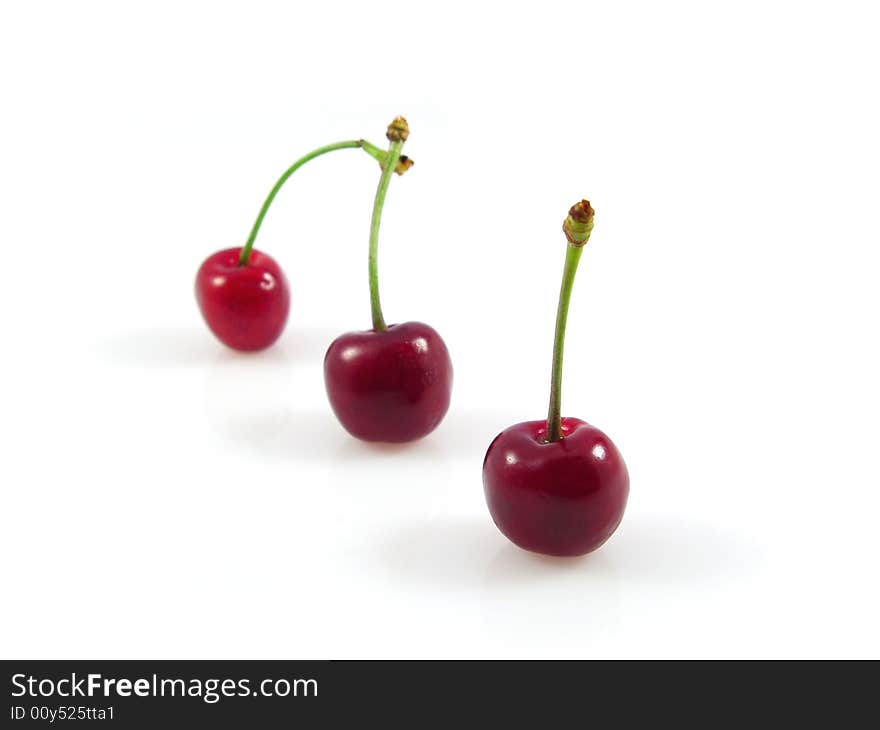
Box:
[195,247,290,352]
[482,417,629,557]
[324,321,452,443]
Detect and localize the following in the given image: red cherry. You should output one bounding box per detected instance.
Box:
[324,321,453,443]
[195,247,290,352]
[483,418,629,556]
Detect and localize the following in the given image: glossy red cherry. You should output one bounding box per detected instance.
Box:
[195,247,290,352]
[324,321,452,442]
[483,418,629,556]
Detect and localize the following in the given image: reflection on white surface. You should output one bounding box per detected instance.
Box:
[96,327,220,367]
[372,512,762,657]
[81,338,778,658]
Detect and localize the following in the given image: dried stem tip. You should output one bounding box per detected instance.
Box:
[395,155,414,174]
[386,116,410,142]
[562,199,595,247]
[374,153,414,175]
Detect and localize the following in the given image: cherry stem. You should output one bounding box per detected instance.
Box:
[546,200,595,442]
[239,140,370,267]
[368,120,408,331]
[546,245,584,441]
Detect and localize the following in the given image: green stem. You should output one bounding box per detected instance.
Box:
[368,137,404,331]
[546,244,584,441]
[360,139,385,163]
[238,140,364,266]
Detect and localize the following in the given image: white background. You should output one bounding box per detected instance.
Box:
[1,1,878,659]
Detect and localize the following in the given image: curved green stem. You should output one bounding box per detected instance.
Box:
[368,137,404,331]
[238,140,364,266]
[360,139,385,162]
[546,244,584,442]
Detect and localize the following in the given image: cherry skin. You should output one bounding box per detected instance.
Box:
[482,417,629,557]
[195,247,290,352]
[324,321,453,443]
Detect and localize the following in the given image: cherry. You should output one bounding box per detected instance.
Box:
[195,138,412,351]
[482,201,629,556]
[195,247,290,351]
[325,321,452,442]
[483,418,628,556]
[323,117,453,443]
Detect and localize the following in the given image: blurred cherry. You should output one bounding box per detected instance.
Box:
[195,137,411,351]
[195,247,289,351]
